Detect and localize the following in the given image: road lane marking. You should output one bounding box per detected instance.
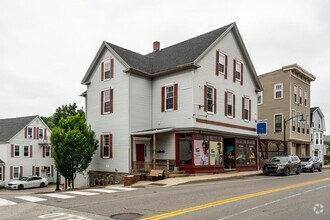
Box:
[219,183,330,219]
[142,178,330,220]
[64,191,99,196]
[16,196,47,202]
[43,193,75,199]
[0,198,16,206]
[85,189,118,193]
[105,186,136,191]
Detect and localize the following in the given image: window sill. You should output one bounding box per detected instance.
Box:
[165,109,174,112]
[207,111,214,115]
[226,116,233,119]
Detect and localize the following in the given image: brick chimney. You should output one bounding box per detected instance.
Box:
[153,41,160,52]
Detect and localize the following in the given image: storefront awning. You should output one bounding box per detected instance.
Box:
[131,127,173,135]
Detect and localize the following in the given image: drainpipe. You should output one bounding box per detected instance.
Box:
[153,133,156,169]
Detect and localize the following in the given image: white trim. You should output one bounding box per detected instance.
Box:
[234,60,242,82]
[293,85,298,103]
[13,166,20,179]
[274,83,283,99]
[14,145,20,157]
[164,84,175,111]
[274,113,283,132]
[218,51,226,75]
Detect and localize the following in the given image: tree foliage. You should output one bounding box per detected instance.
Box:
[49,103,97,189]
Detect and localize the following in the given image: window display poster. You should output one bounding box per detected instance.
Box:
[210,141,222,165]
[194,140,209,165]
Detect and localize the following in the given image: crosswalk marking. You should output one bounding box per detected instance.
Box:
[64,191,99,196]
[43,193,75,199]
[16,196,47,202]
[106,186,136,191]
[0,198,17,206]
[85,188,118,193]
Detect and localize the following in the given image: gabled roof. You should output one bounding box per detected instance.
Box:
[310,107,324,118]
[0,115,38,142]
[82,23,262,90]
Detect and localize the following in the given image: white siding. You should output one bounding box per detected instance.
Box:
[86,49,130,174]
[152,70,194,129]
[193,30,257,136]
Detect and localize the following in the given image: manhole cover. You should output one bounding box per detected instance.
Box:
[111,213,143,220]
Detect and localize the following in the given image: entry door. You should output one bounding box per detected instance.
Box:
[136,144,145,162]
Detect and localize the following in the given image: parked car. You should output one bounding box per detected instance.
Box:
[7,176,48,190]
[300,156,322,172]
[263,155,301,176]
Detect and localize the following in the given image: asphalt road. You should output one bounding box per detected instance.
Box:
[1,170,330,220]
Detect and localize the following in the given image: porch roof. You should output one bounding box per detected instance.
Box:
[131,127,173,135]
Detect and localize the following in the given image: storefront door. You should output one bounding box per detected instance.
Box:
[224,138,235,169]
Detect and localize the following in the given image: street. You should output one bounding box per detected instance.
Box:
[0,171,329,220]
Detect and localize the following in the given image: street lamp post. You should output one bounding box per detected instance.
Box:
[283,114,305,156]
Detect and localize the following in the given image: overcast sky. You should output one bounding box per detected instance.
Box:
[1,0,329,134]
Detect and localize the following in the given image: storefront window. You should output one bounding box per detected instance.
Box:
[194,140,209,165]
[235,139,256,165]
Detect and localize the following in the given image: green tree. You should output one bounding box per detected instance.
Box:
[53,103,84,127]
[41,115,55,130]
[51,113,98,189]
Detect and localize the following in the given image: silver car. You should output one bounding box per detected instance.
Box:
[300,156,322,172]
[7,176,48,190]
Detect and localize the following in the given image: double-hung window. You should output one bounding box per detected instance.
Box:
[161,84,178,112]
[0,167,2,180]
[103,59,111,80]
[14,145,20,157]
[299,88,302,105]
[294,85,297,103]
[218,52,226,75]
[166,85,174,111]
[13,167,20,179]
[100,134,112,158]
[274,114,283,132]
[27,127,33,138]
[320,133,323,144]
[35,167,40,176]
[274,83,283,99]
[39,128,44,139]
[242,97,250,121]
[104,90,110,113]
[292,110,296,132]
[235,61,242,82]
[45,146,50,157]
[304,91,307,107]
[225,92,234,117]
[316,133,319,144]
[297,112,301,133]
[302,122,305,133]
[24,146,29,157]
[207,86,214,113]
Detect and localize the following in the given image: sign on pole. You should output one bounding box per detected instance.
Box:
[257,122,267,135]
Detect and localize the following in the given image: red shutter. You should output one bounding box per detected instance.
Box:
[215,51,219,76]
[44,128,47,140]
[51,165,54,177]
[161,87,165,112]
[233,94,236,118]
[214,88,217,114]
[174,84,178,110]
[3,166,5,181]
[204,85,207,112]
[241,63,244,86]
[25,127,27,139]
[110,134,113,158]
[249,99,251,121]
[32,166,35,175]
[242,97,244,120]
[42,146,45,158]
[233,60,236,83]
[20,166,23,177]
[110,58,114,78]
[101,91,104,115]
[224,92,228,116]
[110,89,113,113]
[11,144,14,157]
[225,55,228,79]
[101,62,104,81]
[10,166,13,179]
[100,135,103,158]
[30,145,33,157]
[34,127,37,139]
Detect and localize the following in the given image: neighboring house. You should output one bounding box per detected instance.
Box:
[310,107,326,163]
[0,115,53,187]
[258,64,316,159]
[81,22,262,186]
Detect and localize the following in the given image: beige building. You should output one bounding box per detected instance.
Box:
[258,64,316,159]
